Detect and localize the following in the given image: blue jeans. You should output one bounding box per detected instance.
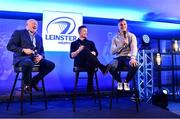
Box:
[109,56,138,83]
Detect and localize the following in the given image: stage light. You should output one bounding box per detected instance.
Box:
[143,34,150,44]
[140,34,151,50]
[152,88,169,110]
[173,40,179,52]
[162,89,168,95]
[156,53,161,66]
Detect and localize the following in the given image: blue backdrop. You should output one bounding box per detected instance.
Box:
[0,19,119,96]
[1,17,180,96]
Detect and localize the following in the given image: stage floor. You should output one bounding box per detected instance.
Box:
[0,96,179,118]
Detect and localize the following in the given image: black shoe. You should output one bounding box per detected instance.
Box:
[24,85,32,94]
[31,78,43,92]
[31,82,43,91]
[101,64,111,75]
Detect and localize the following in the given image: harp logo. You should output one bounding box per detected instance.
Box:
[46,17,76,34]
[45,17,77,42]
[42,11,82,51]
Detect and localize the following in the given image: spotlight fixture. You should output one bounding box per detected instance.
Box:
[140,34,151,50]
[173,40,179,52]
[156,53,161,66]
[162,89,168,95]
[152,88,168,110]
[143,34,150,44]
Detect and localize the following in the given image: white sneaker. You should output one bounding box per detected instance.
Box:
[124,82,130,91]
[117,82,123,90]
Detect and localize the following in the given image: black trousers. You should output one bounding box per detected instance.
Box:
[109,56,138,83]
[76,48,104,92]
[17,58,55,85]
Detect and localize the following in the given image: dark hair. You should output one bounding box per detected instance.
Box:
[78,25,87,33]
[118,18,126,23]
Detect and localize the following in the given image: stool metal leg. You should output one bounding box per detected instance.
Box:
[21,79,24,115]
[133,78,139,112]
[93,86,97,104]
[92,72,96,104]
[30,73,32,105]
[110,77,115,110]
[94,72,102,110]
[30,88,32,105]
[42,78,48,109]
[135,88,139,112]
[7,72,19,110]
[73,71,79,112]
[116,72,121,103]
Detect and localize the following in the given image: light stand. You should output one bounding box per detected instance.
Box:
[152,53,168,109]
[156,53,162,89]
[172,40,178,101]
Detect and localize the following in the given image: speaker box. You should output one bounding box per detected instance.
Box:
[152,90,168,110]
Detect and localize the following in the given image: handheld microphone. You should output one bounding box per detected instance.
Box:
[123,31,126,38]
[32,47,38,57]
[34,50,38,56]
[117,31,127,54]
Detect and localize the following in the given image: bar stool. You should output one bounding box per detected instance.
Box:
[110,67,140,112]
[6,64,47,115]
[72,67,102,112]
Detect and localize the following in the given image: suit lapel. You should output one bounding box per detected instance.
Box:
[35,34,39,47]
[24,30,32,44]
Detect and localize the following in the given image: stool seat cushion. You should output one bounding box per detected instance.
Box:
[14,65,40,72]
[73,67,98,72]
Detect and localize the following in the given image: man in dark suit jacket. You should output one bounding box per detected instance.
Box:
[70,25,110,93]
[7,19,55,92]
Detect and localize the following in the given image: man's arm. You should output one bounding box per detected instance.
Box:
[129,34,138,67]
[70,42,84,58]
[7,30,23,53]
[90,41,98,56]
[7,30,34,55]
[130,34,138,59]
[111,37,121,55]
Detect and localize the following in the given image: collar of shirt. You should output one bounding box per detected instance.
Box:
[26,28,36,37]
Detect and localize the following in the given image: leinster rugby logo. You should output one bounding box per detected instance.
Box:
[46,17,76,34]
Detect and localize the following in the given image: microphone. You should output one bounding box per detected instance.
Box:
[32,47,38,64]
[117,31,127,54]
[123,31,126,38]
[123,31,127,46]
[32,47,38,57]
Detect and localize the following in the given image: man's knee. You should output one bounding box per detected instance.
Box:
[41,59,55,70]
[49,61,55,70]
[129,65,139,72]
[19,59,34,68]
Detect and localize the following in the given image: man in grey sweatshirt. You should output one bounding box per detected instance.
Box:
[109,18,138,91]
